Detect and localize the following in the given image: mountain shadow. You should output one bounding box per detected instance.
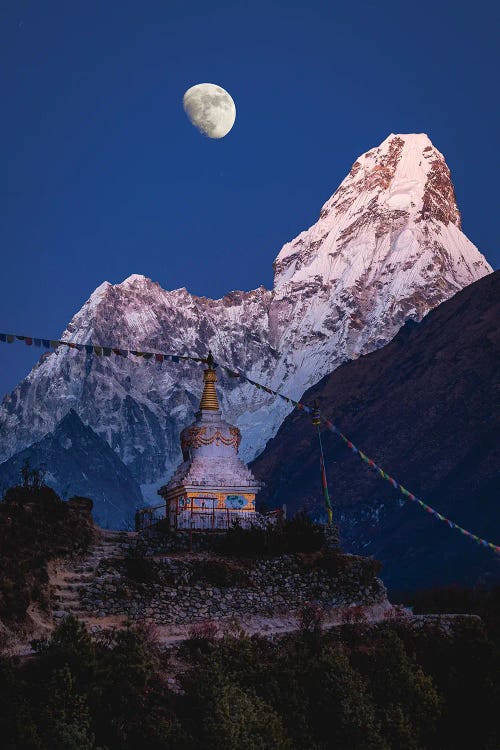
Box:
[0,409,143,528]
[252,272,500,591]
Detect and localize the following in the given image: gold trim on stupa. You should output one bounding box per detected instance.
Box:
[199,352,220,411]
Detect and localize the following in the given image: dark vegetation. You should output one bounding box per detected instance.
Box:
[393,585,500,644]
[122,545,251,589]
[123,542,161,584]
[215,513,325,557]
[1,475,498,747]
[0,471,94,624]
[303,549,383,584]
[1,613,498,749]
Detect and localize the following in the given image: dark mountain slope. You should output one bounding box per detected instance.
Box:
[252,272,500,590]
[0,410,143,528]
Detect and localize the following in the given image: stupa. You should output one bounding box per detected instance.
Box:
[158,353,263,530]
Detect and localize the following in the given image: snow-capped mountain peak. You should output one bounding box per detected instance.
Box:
[273,133,469,291]
[0,134,492,506]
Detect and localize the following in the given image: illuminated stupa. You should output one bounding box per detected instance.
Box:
[158,353,262,530]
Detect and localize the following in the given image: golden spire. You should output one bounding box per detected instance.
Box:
[199,351,220,411]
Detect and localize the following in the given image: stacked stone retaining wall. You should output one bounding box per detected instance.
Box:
[78,551,387,625]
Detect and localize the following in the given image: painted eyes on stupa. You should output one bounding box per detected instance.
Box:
[226,495,247,509]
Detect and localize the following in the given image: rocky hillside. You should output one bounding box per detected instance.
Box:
[252,272,500,590]
[0,134,491,505]
[0,485,94,628]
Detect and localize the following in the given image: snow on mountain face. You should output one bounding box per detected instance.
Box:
[0,134,492,502]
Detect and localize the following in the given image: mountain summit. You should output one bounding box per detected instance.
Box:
[0,134,491,504]
[274,133,468,288]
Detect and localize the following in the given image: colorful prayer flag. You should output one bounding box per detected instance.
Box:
[320,452,333,525]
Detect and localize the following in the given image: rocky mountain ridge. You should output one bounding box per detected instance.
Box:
[0,133,492,503]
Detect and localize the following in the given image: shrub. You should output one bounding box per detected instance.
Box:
[183,620,220,657]
[189,558,250,587]
[123,544,159,584]
[184,659,291,749]
[217,513,324,558]
[355,628,442,750]
[298,601,325,635]
[341,605,369,625]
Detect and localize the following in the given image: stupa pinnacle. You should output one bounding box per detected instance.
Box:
[198,351,220,411]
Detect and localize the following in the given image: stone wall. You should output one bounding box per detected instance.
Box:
[78,551,387,625]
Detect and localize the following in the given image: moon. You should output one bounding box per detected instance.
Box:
[183,83,236,139]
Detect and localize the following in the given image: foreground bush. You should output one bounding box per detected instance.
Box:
[1,612,498,750]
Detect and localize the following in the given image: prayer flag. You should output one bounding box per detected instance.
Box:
[320,453,333,525]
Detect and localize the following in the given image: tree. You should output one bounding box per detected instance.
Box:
[184,659,291,750]
[358,628,441,749]
[38,665,99,750]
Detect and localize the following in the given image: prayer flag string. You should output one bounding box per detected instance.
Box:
[215,362,500,556]
[0,332,206,366]
[1,332,498,555]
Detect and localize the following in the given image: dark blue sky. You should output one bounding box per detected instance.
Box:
[1,0,498,398]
